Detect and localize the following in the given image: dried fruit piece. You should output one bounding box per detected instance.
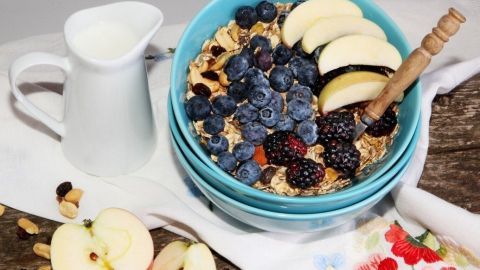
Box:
[188,63,220,91]
[17,227,31,240]
[192,83,212,97]
[201,70,220,81]
[211,45,226,57]
[33,243,51,260]
[18,217,39,235]
[56,181,72,197]
[260,166,277,185]
[253,146,268,166]
[59,201,78,219]
[64,188,84,205]
[0,204,5,217]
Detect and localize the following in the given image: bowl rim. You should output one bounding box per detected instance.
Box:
[170,0,422,203]
[171,125,412,219]
[169,94,421,205]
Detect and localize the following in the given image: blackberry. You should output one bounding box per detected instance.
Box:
[316,111,355,145]
[263,131,307,166]
[366,106,398,137]
[323,141,360,177]
[287,158,324,189]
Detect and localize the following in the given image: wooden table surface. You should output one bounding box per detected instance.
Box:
[1,74,479,269]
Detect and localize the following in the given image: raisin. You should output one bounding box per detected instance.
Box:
[16,227,30,240]
[211,45,226,57]
[192,83,212,97]
[56,181,72,197]
[260,166,277,185]
[201,70,220,81]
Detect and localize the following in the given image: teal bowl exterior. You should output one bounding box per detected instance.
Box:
[171,126,412,233]
[168,96,420,213]
[170,0,421,211]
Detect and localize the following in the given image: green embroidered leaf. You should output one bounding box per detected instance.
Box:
[366,232,380,250]
[437,245,448,258]
[419,231,440,250]
[455,254,469,267]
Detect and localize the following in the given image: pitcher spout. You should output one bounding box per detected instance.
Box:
[64,1,163,63]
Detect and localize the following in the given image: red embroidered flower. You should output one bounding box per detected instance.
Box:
[385,223,442,265]
[378,257,398,270]
[385,224,408,243]
[440,267,457,270]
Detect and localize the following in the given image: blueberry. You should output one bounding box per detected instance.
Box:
[232,141,255,161]
[291,0,307,10]
[256,1,277,23]
[227,81,248,103]
[241,122,268,145]
[212,95,237,116]
[250,35,272,53]
[244,68,269,89]
[259,106,280,127]
[292,41,311,58]
[297,61,319,88]
[287,98,313,121]
[236,160,262,185]
[248,84,272,108]
[185,95,211,121]
[235,103,259,124]
[286,84,313,103]
[235,6,258,29]
[296,120,318,145]
[254,49,273,71]
[268,90,284,112]
[203,114,225,135]
[272,44,293,65]
[274,114,295,131]
[269,66,294,93]
[224,55,249,81]
[239,47,255,67]
[288,57,310,78]
[277,11,289,29]
[217,152,237,172]
[207,135,229,155]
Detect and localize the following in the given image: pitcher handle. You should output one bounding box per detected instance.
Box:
[9,52,69,137]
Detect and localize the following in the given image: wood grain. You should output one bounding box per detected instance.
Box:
[0,74,478,270]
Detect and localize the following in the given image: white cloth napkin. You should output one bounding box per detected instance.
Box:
[1,1,480,269]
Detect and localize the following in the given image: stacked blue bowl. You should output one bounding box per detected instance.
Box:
[168,0,422,232]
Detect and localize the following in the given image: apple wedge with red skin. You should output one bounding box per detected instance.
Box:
[51,208,154,270]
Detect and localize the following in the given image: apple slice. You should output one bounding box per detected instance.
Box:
[51,208,154,270]
[318,35,402,75]
[281,0,363,48]
[152,241,189,270]
[302,16,387,54]
[318,71,403,113]
[184,243,216,270]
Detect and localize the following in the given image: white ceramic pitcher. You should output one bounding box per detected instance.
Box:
[9,2,163,176]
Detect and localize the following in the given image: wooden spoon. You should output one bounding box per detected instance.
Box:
[354,8,466,140]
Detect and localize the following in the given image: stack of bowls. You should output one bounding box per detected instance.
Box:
[169,0,421,233]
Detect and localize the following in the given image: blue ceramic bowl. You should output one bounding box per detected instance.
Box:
[170,0,421,212]
[169,96,421,213]
[171,125,412,233]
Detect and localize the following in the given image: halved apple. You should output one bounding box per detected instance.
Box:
[51,208,154,270]
[318,35,402,75]
[302,16,387,54]
[281,0,363,48]
[318,71,403,113]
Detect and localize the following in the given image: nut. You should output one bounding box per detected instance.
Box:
[17,217,39,235]
[215,27,236,51]
[250,22,265,35]
[64,188,84,205]
[38,266,52,270]
[33,243,51,260]
[209,51,235,71]
[59,201,78,219]
[230,23,241,42]
[0,204,5,217]
[219,71,230,87]
[188,63,220,92]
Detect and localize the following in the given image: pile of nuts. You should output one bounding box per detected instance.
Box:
[16,216,52,269]
[55,181,83,219]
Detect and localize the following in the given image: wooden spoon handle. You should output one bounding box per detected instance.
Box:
[364,8,466,121]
